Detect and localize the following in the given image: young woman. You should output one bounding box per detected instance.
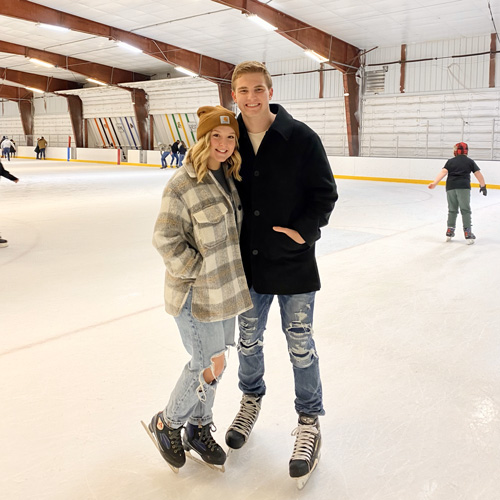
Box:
[143,106,252,472]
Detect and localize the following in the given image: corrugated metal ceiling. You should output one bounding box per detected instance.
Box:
[0,0,497,86]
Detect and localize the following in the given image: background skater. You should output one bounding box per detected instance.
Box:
[428,142,487,243]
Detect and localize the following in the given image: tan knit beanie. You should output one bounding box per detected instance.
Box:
[196,105,239,140]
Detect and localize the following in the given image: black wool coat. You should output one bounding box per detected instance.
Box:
[235,104,338,295]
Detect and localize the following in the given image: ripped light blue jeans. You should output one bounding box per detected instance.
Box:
[237,287,325,416]
[163,289,235,429]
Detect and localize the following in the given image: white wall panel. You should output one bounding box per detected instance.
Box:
[281,98,347,155]
[361,89,500,159]
[34,115,74,147]
[0,100,21,117]
[33,95,69,115]
[130,78,219,114]
[267,58,321,100]
[365,35,491,95]
[74,88,135,118]
[0,116,24,144]
[322,68,345,98]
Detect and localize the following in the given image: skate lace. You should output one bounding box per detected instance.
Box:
[290,423,319,462]
[230,397,261,438]
[199,423,219,452]
[168,426,184,454]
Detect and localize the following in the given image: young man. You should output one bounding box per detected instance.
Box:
[226,61,338,487]
[428,142,487,243]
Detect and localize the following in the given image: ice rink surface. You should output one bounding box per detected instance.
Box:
[2,160,500,500]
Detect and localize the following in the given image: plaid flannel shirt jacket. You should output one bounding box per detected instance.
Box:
[153,161,252,322]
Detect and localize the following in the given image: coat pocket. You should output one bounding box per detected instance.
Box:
[192,202,228,249]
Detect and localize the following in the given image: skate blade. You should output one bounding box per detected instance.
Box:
[466,239,475,245]
[293,453,320,490]
[446,237,452,242]
[140,420,179,474]
[185,449,225,473]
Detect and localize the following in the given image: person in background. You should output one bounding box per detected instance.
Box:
[178,141,187,166]
[428,142,487,244]
[143,105,252,473]
[37,137,48,160]
[1,160,19,247]
[1,137,13,161]
[171,139,180,167]
[225,60,338,488]
[160,143,172,169]
[10,139,16,158]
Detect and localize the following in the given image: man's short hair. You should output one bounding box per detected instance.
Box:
[231,61,273,90]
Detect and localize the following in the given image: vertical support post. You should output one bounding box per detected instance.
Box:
[400,44,407,93]
[66,95,84,147]
[126,88,149,151]
[218,82,234,110]
[150,114,155,150]
[18,98,34,146]
[489,33,496,89]
[343,71,360,157]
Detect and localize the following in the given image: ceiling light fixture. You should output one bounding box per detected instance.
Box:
[246,14,277,31]
[86,78,108,86]
[116,41,142,54]
[37,23,70,32]
[304,49,329,63]
[25,86,44,94]
[177,66,198,77]
[28,58,54,68]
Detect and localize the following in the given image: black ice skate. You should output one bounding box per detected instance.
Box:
[141,412,185,473]
[225,394,262,450]
[183,422,226,473]
[464,227,476,245]
[445,227,455,242]
[289,414,321,490]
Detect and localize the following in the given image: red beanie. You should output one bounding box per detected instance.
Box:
[454,142,468,156]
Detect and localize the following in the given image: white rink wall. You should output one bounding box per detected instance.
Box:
[13,146,500,186]
[331,156,500,186]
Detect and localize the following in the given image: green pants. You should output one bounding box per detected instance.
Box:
[446,188,472,228]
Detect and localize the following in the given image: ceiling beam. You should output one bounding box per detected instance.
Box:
[0,66,80,92]
[211,0,360,73]
[0,40,148,84]
[2,1,234,83]
[0,83,33,101]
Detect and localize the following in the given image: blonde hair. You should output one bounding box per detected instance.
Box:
[185,132,242,183]
[231,61,273,90]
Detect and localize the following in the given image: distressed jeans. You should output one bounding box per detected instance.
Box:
[163,289,236,429]
[237,287,325,416]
